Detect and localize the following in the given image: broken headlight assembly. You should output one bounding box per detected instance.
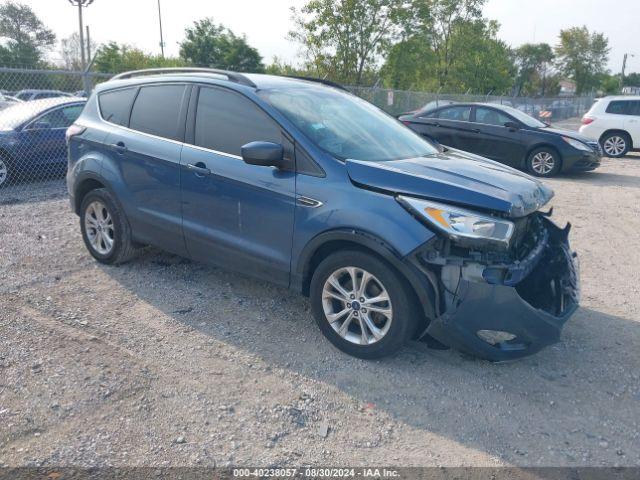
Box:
[397,196,514,249]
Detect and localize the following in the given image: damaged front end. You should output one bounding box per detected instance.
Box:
[409,211,580,361]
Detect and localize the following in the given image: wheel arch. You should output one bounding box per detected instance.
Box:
[73,173,112,215]
[599,129,633,149]
[525,143,563,171]
[294,229,437,327]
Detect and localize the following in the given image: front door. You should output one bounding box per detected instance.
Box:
[471,106,527,165]
[180,85,295,286]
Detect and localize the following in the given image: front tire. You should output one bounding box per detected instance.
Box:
[310,250,419,359]
[527,147,561,177]
[80,188,138,265]
[0,156,11,188]
[601,132,630,158]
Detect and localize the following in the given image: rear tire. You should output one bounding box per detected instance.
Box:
[310,250,419,359]
[600,132,630,158]
[526,147,561,177]
[80,188,138,265]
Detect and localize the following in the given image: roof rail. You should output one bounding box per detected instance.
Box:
[284,75,348,91]
[110,68,257,88]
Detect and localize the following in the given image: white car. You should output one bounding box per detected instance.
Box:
[579,96,640,157]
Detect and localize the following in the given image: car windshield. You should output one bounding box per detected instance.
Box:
[0,101,54,130]
[497,104,546,128]
[259,87,438,161]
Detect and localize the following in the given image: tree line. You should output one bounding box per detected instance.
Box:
[0,0,633,96]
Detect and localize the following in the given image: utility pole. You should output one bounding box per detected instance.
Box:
[68,0,94,70]
[157,0,165,58]
[86,25,91,62]
[68,1,95,95]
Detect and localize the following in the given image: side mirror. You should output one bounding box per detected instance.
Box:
[241,141,284,168]
[30,120,51,131]
[504,121,520,131]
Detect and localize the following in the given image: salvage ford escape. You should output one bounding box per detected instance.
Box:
[66,68,580,361]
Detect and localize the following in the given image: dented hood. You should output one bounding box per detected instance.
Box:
[346,149,554,218]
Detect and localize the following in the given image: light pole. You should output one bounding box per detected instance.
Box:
[157,0,165,58]
[68,0,94,70]
[620,53,636,92]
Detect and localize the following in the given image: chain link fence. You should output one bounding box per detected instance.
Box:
[0,68,596,200]
[348,86,596,120]
[0,68,110,196]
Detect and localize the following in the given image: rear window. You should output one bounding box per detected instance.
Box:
[129,85,187,140]
[434,106,471,121]
[606,100,640,116]
[99,87,138,127]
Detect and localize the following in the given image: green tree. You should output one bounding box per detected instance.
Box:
[0,1,55,67]
[289,0,404,85]
[381,36,437,90]
[555,26,609,94]
[179,18,264,72]
[514,43,554,96]
[623,72,640,87]
[94,42,184,74]
[445,20,515,94]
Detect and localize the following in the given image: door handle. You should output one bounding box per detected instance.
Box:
[112,141,127,154]
[187,162,211,176]
[472,128,481,133]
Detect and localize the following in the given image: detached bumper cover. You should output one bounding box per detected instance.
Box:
[420,218,580,361]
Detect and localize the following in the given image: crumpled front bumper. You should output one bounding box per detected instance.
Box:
[419,218,580,361]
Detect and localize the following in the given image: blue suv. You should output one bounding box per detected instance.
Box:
[67,68,579,361]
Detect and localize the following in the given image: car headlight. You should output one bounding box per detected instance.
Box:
[398,196,514,247]
[562,136,591,152]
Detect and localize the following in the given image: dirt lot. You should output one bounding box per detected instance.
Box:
[1,155,640,468]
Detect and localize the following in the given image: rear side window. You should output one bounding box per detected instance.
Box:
[606,100,640,116]
[129,85,187,140]
[474,107,512,126]
[435,106,471,121]
[99,87,138,127]
[194,86,281,156]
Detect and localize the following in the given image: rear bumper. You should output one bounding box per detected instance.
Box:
[415,218,580,361]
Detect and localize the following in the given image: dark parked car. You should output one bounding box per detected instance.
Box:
[14,89,72,102]
[399,103,601,177]
[66,68,579,361]
[0,97,86,187]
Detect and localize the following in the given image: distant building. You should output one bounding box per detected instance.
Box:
[559,79,577,97]
[622,86,640,95]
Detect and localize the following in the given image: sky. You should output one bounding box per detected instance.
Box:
[25,0,640,74]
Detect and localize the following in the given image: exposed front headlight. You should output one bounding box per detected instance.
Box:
[398,196,514,248]
[562,136,592,152]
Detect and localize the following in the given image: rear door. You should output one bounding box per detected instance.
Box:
[470,106,527,165]
[102,83,190,256]
[426,106,474,150]
[180,85,295,285]
[623,101,640,147]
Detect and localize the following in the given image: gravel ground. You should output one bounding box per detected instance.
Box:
[1,152,639,468]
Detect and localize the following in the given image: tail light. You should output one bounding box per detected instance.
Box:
[401,120,411,126]
[581,117,595,125]
[66,124,86,144]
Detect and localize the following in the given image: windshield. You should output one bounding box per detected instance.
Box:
[0,101,42,130]
[259,87,438,161]
[499,104,547,128]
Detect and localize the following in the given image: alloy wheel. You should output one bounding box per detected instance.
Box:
[531,151,556,175]
[0,158,7,187]
[321,266,393,345]
[84,200,115,255]
[603,136,626,157]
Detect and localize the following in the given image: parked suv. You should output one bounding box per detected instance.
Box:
[67,68,580,361]
[580,96,640,157]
